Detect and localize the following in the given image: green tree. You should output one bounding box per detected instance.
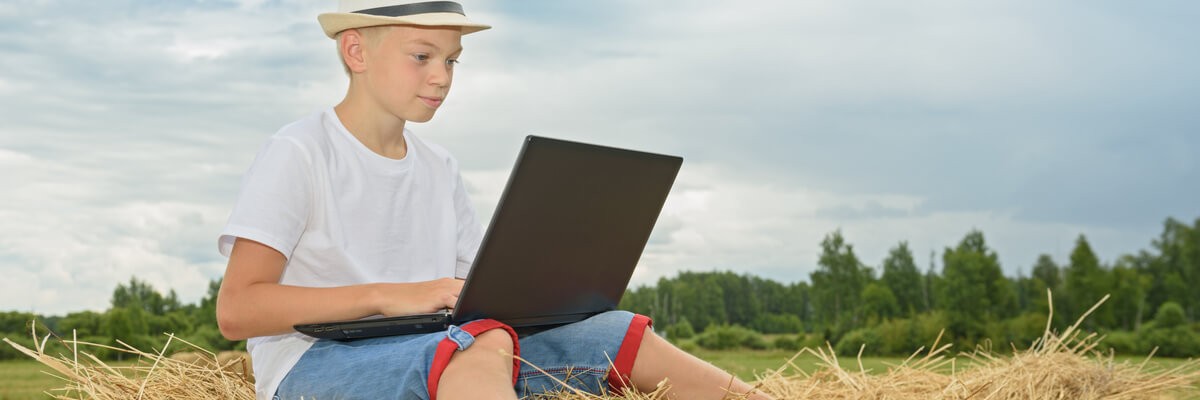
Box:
[780,282,811,324]
[1029,254,1067,326]
[809,230,870,334]
[924,252,941,313]
[102,307,147,340]
[1145,218,1200,321]
[618,286,658,321]
[753,277,788,316]
[860,282,900,322]
[939,230,1015,342]
[750,313,803,334]
[881,242,924,316]
[1031,254,1062,291]
[1140,301,1200,358]
[716,272,763,327]
[665,318,696,341]
[197,278,221,324]
[1064,235,1114,328]
[670,273,727,329]
[1013,270,1042,313]
[56,311,106,336]
[111,277,180,315]
[0,311,36,333]
[1154,301,1186,328]
[100,307,154,360]
[1110,255,1152,331]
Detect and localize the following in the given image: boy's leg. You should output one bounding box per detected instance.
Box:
[277,319,521,400]
[436,329,519,399]
[513,311,644,396]
[513,311,772,399]
[629,330,774,400]
[275,330,454,399]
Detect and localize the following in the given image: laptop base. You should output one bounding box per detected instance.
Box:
[294,312,451,341]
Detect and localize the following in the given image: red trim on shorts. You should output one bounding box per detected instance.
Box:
[427,319,520,400]
[607,314,653,395]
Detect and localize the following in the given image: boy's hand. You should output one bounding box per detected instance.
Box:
[376,278,464,317]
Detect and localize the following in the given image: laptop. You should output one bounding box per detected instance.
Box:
[294,135,682,340]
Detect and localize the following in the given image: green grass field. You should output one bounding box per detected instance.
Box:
[0,359,143,400]
[1,353,1196,399]
[0,360,65,400]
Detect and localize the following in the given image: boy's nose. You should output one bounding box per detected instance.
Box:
[429,68,451,87]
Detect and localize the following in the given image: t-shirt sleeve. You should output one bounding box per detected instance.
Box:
[453,167,482,279]
[217,136,313,260]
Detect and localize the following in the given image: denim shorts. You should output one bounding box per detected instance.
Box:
[274,310,652,400]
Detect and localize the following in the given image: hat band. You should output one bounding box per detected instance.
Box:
[354,1,465,17]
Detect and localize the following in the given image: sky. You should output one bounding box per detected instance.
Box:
[1,0,1197,316]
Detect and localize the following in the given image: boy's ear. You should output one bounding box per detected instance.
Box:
[340,29,369,74]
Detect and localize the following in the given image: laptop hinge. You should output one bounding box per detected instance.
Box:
[501,312,597,328]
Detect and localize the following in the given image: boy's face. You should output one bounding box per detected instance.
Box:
[359,25,463,123]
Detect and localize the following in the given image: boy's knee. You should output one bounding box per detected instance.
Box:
[470,329,515,354]
[442,329,516,379]
[431,323,521,398]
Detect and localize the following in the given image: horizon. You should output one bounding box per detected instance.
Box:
[6,220,1192,317]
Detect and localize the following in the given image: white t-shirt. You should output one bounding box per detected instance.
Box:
[217,108,483,399]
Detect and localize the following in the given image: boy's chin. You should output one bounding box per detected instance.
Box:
[408,114,436,123]
[403,107,441,123]
[399,111,436,123]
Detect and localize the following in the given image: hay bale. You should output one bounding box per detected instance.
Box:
[5,331,1197,400]
[216,350,254,382]
[3,333,255,400]
[168,351,214,366]
[215,350,248,364]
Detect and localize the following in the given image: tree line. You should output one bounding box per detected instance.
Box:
[3,216,1197,360]
[618,216,1200,357]
[0,278,239,360]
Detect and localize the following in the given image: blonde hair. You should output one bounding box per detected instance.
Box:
[336,25,390,75]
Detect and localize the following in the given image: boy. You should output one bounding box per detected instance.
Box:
[215,1,774,399]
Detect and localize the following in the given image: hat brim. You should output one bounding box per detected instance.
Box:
[318,12,490,39]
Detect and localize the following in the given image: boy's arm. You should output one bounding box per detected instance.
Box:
[215,238,463,340]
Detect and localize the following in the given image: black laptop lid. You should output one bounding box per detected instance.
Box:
[453,135,682,326]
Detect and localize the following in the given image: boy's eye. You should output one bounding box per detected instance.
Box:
[413,54,430,62]
[446,59,460,67]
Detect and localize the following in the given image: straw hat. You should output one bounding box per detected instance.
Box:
[317,0,491,39]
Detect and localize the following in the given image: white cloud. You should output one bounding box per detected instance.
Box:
[0,198,229,315]
[166,40,241,62]
[463,160,1143,290]
[0,144,228,315]
[623,163,1155,286]
[460,169,510,225]
[629,164,916,284]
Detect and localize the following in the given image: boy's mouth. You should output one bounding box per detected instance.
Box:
[419,96,444,108]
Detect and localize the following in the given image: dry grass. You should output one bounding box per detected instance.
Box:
[5,294,1199,399]
[738,294,1200,400]
[3,328,253,400]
